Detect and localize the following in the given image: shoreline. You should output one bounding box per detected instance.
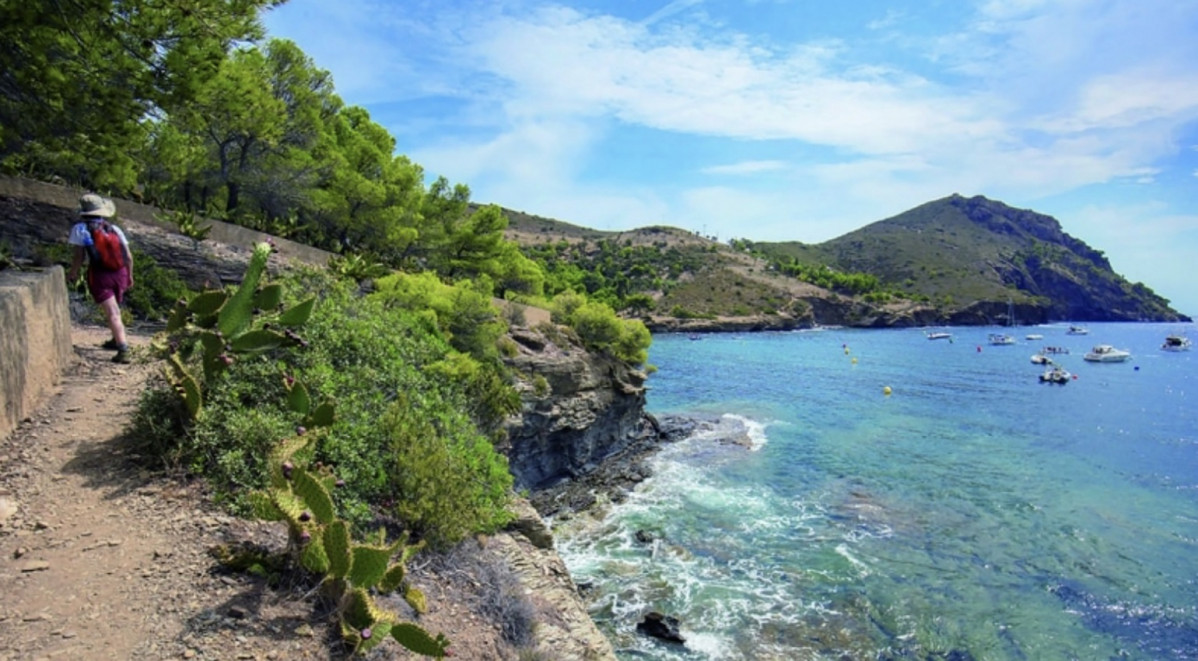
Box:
[526,414,709,518]
[527,413,757,520]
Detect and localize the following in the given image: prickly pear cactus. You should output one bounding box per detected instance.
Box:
[156,242,318,420]
[249,438,448,657]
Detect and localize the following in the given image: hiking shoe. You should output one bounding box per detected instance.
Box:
[112,349,131,364]
[101,338,121,350]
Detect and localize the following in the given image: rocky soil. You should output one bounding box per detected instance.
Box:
[0,322,614,661]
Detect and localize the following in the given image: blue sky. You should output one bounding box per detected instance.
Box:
[263,0,1198,316]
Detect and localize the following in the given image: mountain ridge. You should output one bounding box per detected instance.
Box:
[498,194,1191,327]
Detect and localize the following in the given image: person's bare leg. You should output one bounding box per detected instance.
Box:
[99,296,127,346]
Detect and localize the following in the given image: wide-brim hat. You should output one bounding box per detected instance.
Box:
[78,193,115,218]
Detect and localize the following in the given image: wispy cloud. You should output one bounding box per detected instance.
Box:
[702,160,788,175]
[641,0,703,27]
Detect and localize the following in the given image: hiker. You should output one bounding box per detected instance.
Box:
[67,193,134,363]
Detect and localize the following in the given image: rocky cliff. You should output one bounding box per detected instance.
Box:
[500,324,654,491]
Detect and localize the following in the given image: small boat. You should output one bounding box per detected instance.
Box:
[1031,353,1050,364]
[1161,335,1192,352]
[926,331,952,340]
[1066,325,1089,335]
[1026,333,1044,340]
[687,334,702,341]
[1039,365,1071,384]
[1083,344,1131,363]
[1041,346,1070,355]
[988,333,1016,345]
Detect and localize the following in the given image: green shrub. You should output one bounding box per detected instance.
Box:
[123,247,190,321]
[551,294,651,366]
[134,265,515,547]
[373,399,513,548]
[372,271,507,362]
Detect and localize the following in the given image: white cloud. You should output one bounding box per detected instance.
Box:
[701,160,788,175]
[459,7,997,156]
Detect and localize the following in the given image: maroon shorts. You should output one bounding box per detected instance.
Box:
[87,267,130,305]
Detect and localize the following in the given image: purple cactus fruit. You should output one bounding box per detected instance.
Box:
[219,354,233,366]
[299,510,311,522]
[335,479,346,488]
[253,307,263,315]
[360,627,372,640]
[298,529,311,544]
[295,425,307,436]
[281,460,294,479]
[284,374,295,387]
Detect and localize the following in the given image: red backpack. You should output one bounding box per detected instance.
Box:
[88,220,126,271]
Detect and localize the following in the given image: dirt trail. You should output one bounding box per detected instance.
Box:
[0,323,588,661]
[0,324,335,660]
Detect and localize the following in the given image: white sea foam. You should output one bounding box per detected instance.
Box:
[680,630,734,659]
[835,543,872,578]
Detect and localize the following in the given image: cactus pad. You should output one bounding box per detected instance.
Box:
[277,297,316,327]
[305,400,335,428]
[324,520,352,579]
[348,545,392,588]
[390,623,450,658]
[230,329,287,353]
[403,586,428,614]
[253,283,284,310]
[247,491,285,521]
[300,533,330,574]
[286,381,311,416]
[291,468,335,524]
[379,562,406,594]
[187,290,228,315]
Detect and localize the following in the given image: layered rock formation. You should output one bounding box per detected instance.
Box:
[501,325,653,491]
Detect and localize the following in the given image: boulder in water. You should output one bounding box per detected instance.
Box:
[636,611,685,643]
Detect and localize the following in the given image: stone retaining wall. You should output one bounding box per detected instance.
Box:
[0,267,73,442]
[0,176,331,267]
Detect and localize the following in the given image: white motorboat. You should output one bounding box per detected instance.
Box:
[1066,325,1089,335]
[1026,333,1044,340]
[1161,335,1192,352]
[1039,365,1071,384]
[988,333,1016,345]
[926,331,952,340]
[1031,353,1050,364]
[1083,344,1131,363]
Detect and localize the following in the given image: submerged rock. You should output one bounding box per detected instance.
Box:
[636,611,685,644]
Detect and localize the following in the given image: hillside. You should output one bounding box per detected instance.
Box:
[754,195,1187,323]
[500,195,1190,327]
[500,207,896,331]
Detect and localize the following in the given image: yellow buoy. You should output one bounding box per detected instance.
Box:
[883,386,892,396]
[851,357,858,364]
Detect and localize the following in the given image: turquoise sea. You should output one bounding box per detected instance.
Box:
[555,322,1198,660]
